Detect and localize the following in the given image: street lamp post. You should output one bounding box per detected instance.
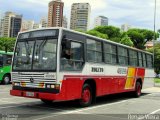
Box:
[154,0,156,39]
[153,0,157,72]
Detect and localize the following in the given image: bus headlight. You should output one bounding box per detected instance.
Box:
[50,85,55,88]
[14,82,20,86]
[46,84,59,89]
[46,84,51,88]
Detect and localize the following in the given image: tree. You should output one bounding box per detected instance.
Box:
[127,29,145,49]
[120,34,133,47]
[110,37,121,43]
[127,28,159,49]
[86,30,108,39]
[0,37,16,52]
[157,29,160,34]
[158,29,160,38]
[147,43,160,73]
[94,26,121,39]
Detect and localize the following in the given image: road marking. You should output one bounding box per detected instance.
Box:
[0,100,65,113]
[31,105,67,111]
[0,105,24,109]
[76,112,129,120]
[0,97,20,100]
[0,102,38,109]
[0,97,37,103]
[33,99,129,120]
[70,100,129,113]
[150,108,160,114]
[0,99,17,104]
[138,108,160,120]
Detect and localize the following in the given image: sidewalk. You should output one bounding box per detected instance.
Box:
[142,87,160,93]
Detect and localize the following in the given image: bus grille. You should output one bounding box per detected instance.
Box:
[11,72,56,88]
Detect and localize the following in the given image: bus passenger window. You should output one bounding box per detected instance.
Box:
[104,43,117,64]
[87,39,102,62]
[118,47,128,65]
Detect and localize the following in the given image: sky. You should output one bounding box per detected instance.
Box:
[0,0,160,31]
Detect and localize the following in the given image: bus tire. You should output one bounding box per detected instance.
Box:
[79,84,92,107]
[134,82,142,97]
[41,99,53,104]
[2,74,10,85]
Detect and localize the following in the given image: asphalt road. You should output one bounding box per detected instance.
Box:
[0,85,160,120]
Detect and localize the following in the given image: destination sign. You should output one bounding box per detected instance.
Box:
[31,30,57,38]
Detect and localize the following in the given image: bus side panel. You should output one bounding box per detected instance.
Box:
[0,67,3,81]
[143,69,154,89]
[136,68,145,85]
[61,75,134,99]
[61,76,114,99]
[61,77,84,100]
[118,77,126,92]
[136,68,145,77]
[96,77,127,96]
[99,78,109,96]
[0,66,11,81]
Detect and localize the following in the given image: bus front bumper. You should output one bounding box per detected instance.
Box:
[10,89,65,101]
[10,79,83,101]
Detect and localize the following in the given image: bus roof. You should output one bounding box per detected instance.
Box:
[0,50,13,55]
[18,27,152,55]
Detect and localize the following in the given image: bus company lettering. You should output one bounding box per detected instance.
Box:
[92,67,104,73]
[117,68,127,74]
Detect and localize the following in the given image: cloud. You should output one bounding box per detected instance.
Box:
[97,0,160,30]
[0,0,159,30]
[21,0,107,10]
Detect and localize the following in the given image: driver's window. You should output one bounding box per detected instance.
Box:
[0,55,3,67]
[61,41,84,71]
[6,55,12,65]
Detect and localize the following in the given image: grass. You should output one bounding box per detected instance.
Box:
[154,78,160,83]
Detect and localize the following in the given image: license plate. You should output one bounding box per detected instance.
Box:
[26,92,34,97]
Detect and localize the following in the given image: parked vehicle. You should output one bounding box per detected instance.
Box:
[156,74,160,78]
[0,51,13,84]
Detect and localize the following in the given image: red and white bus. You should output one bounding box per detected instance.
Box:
[10,27,154,106]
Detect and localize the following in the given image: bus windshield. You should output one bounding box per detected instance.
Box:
[13,39,57,71]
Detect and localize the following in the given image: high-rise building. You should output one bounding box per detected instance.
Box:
[94,16,108,27]
[48,0,64,27]
[0,10,3,19]
[40,17,48,28]
[0,19,4,37]
[33,23,42,29]
[21,20,34,31]
[0,10,4,37]
[10,15,22,37]
[62,16,67,28]
[121,23,131,32]
[3,11,22,37]
[70,3,91,31]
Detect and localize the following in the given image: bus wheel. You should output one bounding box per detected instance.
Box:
[41,99,53,104]
[2,74,10,84]
[134,82,142,97]
[79,84,92,107]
